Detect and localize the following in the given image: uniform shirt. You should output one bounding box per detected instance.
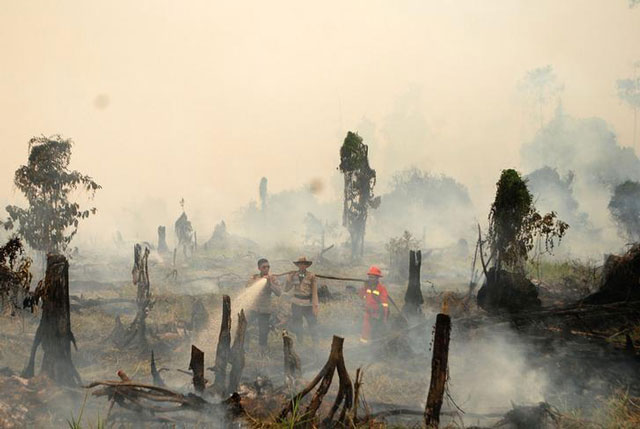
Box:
[246,274,281,314]
[285,271,317,307]
[359,281,389,319]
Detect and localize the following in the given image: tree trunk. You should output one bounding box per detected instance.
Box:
[157,226,169,254]
[22,254,81,386]
[227,309,247,394]
[122,244,151,350]
[283,329,301,387]
[403,250,424,317]
[212,295,231,394]
[190,298,209,333]
[189,345,206,393]
[424,313,451,428]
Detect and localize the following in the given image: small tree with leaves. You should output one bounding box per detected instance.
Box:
[1,136,100,256]
[486,169,568,274]
[608,180,640,242]
[338,131,380,260]
[386,231,421,282]
[0,237,32,315]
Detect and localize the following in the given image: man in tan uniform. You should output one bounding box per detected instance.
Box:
[285,256,318,345]
[246,258,281,355]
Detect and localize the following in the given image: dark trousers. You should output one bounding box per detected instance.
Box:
[249,311,271,348]
[290,303,317,343]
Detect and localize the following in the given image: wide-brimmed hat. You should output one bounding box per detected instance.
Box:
[293,256,313,266]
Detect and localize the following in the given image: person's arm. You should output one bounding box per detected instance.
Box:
[311,275,319,316]
[269,275,282,297]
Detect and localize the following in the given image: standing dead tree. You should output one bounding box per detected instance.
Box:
[228,309,248,395]
[22,254,81,386]
[259,177,268,214]
[190,345,206,393]
[403,250,424,317]
[157,226,169,254]
[175,199,194,258]
[119,244,152,350]
[282,330,301,387]
[212,295,232,394]
[190,298,209,333]
[279,335,353,427]
[339,131,380,261]
[424,313,452,428]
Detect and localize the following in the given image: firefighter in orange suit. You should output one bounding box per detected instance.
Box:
[359,266,389,343]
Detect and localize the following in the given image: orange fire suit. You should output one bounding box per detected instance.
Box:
[359,282,389,342]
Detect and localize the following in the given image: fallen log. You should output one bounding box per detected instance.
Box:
[279,335,353,427]
[86,374,211,424]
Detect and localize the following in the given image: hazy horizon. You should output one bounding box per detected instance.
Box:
[1,1,639,248]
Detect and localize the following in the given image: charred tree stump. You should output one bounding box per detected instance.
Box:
[352,367,363,422]
[22,254,81,386]
[150,350,166,387]
[121,244,152,350]
[283,330,301,387]
[212,295,232,394]
[403,250,424,317]
[190,345,206,393]
[280,335,353,427]
[227,309,247,394]
[424,313,451,428]
[157,226,169,254]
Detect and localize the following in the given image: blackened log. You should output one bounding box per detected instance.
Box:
[212,295,231,394]
[227,309,247,394]
[424,313,451,428]
[403,250,424,316]
[189,345,206,393]
[122,244,152,349]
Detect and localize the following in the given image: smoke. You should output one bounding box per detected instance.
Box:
[370,168,475,247]
[232,184,343,250]
[521,108,640,256]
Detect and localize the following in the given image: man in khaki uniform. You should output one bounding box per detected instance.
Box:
[246,258,281,355]
[285,256,318,345]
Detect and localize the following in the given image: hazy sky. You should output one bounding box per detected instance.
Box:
[1,1,639,241]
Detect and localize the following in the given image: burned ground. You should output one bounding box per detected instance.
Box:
[0,242,638,428]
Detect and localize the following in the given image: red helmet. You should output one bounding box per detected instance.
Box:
[367,266,383,277]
